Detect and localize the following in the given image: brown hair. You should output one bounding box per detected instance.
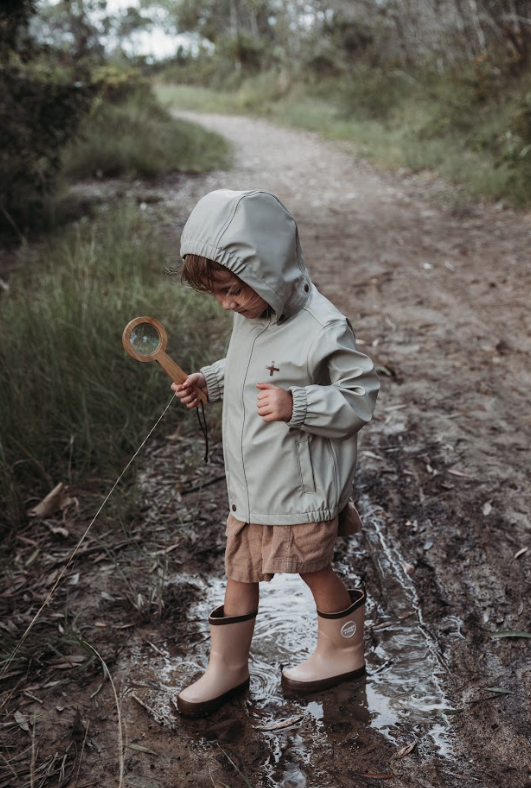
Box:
[181,254,244,294]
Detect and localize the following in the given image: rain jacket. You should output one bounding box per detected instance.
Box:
[180,189,380,525]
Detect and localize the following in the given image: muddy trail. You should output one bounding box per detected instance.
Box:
[2,114,531,788]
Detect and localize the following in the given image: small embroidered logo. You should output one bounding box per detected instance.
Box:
[341,620,357,638]
[265,361,279,377]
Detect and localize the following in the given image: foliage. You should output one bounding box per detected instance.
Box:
[33,0,108,61]
[0,64,95,234]
[0,0,36,61]
[0,0,98,235]
[0,205,230,532]
[90,63,150,100]
[62,86,232,179]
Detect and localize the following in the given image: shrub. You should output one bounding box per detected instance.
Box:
[0,65,94,235]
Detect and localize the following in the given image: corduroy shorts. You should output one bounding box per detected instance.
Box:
[225,513,339,583]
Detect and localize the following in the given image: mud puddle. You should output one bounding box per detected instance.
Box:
[122,505,458,786]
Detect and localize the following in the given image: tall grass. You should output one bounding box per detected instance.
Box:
[62,90,232,180]
[0,206,230,529]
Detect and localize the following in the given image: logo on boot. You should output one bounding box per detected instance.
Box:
[341,620,357,638]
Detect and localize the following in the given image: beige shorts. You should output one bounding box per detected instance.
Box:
[225,513,339,583]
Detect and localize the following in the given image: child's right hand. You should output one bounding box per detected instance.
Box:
[171,372,207,408]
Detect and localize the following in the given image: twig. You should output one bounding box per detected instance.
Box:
[81,642,124,788]
[216,744,254,788]
[75,719,90,786]
[130,692,165,726]
[181,475,226,495]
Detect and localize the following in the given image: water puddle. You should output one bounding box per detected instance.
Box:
[123,501,459,786]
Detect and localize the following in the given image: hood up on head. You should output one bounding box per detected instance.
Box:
[180,189,312,322]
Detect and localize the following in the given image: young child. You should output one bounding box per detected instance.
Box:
[172,189,379,717]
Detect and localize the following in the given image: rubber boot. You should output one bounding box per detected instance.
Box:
[177,605,257,717]
[281,587,366,693]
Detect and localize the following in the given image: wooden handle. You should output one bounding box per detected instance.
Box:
[156,352,208,404]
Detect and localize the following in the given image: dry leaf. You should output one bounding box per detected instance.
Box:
[127,743,158,756]
[27,482,66,518]
[25,548,40,567]
[396,742,417,758]
[254,715,303,731]
[491,630,531,639]
[14,711,31,732]
[45,522,70,538]
[447,469,473,479]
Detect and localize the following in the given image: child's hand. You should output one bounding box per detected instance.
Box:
[256,382,293,423]
[172,373,207,409]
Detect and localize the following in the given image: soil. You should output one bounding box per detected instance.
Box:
[1,112,531,788]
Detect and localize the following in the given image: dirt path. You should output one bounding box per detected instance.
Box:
[150,112,531,785]
[4,113,531,788]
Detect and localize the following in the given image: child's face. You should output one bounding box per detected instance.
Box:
[210,271,268,320]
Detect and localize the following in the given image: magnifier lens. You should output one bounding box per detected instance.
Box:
[129,323,161,356]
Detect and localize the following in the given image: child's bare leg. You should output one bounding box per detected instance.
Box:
[300,565,351,613]
[224,578,259,616]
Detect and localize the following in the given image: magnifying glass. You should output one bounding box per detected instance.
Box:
[122,316,207,404]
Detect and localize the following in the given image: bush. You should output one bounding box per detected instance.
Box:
[0,65,94,234]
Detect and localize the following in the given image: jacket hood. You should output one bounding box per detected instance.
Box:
[180,189,312,322]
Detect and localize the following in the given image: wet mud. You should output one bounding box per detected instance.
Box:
[2,113,531,787]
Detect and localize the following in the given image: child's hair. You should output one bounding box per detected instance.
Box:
[181,254,244,294]
[181,253,272,318]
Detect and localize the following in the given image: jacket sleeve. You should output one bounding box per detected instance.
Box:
[200,358,226,402]
[287,320,379,439]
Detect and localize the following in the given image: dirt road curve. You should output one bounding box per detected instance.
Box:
[168,113,531,787]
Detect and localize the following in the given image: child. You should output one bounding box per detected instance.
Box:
[172,189,379,717]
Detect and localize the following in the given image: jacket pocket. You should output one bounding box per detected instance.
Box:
[296,434,316,494]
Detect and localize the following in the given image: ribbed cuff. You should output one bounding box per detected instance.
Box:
[287,386,308,428]
[201,364,222,402]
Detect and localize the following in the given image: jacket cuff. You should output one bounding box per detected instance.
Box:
[287,386,307,428]
[201,364,222,402]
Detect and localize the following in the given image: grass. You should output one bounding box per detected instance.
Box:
[156,66,531,206]
[0,204,230,530]
[62,89,232,180]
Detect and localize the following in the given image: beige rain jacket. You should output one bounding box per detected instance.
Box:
[180,189,380,525]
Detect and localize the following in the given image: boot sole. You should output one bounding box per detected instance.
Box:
[177,677,250,718]
[281,665,366,694]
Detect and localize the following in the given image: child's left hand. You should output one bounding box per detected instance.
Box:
[256,383,293,423]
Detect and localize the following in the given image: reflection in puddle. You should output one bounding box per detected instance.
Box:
[200,507,455,784]
[124,503,458,786]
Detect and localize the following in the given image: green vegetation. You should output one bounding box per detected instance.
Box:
[0,205,230,531]
[157,64,531,207]
[63,88,232,180]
